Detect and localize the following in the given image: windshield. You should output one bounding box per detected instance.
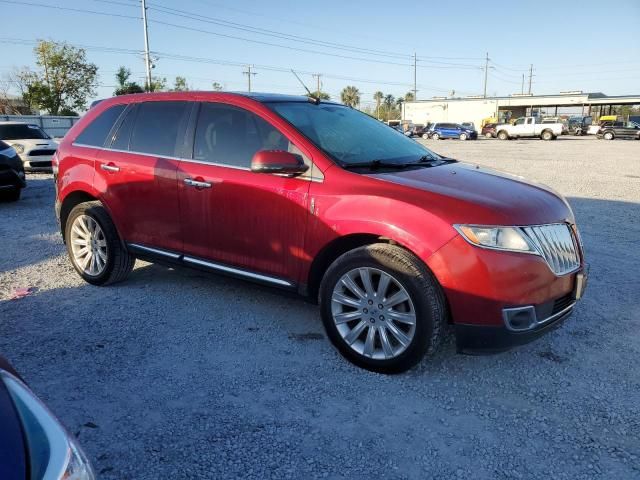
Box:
[267,102,440,165]
[0,124,50,140]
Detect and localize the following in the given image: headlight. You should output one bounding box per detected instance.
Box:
[1,372,96,480]
[455,225,534,252]
[11,143,25,154]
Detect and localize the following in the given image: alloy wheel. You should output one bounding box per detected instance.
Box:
[331,267,417,360]
[70,214,108,276]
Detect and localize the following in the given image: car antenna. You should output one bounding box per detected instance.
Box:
[291,69,320,105]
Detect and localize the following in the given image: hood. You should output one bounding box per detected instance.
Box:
[368,162,574,226]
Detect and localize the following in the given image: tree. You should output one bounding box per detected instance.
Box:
[383,94,395,111]
[172,76,189,91]
[309,90,330,100]
[340,86,360,108]
[373,91,384,119]
[211,82,223,91]
[114,67,144,96]
[22,40,98,115]
[145,76,166,92]
[404,92,415,102]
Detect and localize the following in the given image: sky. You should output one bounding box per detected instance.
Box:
[1,0,639,109]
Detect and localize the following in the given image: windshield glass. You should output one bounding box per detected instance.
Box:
[268,102,440,165]
[0,124,50,140]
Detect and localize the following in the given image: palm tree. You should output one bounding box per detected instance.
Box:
[404,91,415,102]
[340,86,361,108]
[383,94,395,111]
[373,91,384,119]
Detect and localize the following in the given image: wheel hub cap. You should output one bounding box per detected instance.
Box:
[70,214,108,276]
[331,267,417,360]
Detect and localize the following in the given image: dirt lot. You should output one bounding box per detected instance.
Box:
[1,136,639,479]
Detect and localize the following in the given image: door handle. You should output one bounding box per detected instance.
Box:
[184,178,212,188]
[101,163,120,173]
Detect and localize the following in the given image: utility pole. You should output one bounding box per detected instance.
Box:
[483,52,490,98]
[413,52,417,101]
[243,65,257,92]
[312,73,322,96]
[141,0,152,91]
[528,64,534,95]
[521,73,524,94]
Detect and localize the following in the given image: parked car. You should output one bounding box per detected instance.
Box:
[0,140,25,201]
[55,92,587,373]
[424,123,477,140]
[0,122,59,172]
[461,122,475,131]
[0,356,96,479]
[481,123,497,138]
[495,116,563,140]
[596,121,640,140]
[567,116,593,136]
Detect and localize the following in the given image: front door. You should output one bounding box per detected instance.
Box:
[177,102,312,284]
[95,101,191,253]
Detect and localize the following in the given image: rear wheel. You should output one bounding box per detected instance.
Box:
[603,131,614,140]
[541,130,554,141]
[432,133,440,140]
[1,187,21,202]
[319,244,446,374]
[459,133,468,141]
[422,133,429,140]
[484,132,493,138]
[497,130,509,140]
[65,201,135,285]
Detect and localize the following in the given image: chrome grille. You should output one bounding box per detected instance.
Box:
[521,224,580,276]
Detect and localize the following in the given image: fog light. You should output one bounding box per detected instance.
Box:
[502,306,537,331]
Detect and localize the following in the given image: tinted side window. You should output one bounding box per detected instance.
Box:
[75,104,126,147]
[130,102,189,157]
[193,103,294,169]
[110,105,138,151]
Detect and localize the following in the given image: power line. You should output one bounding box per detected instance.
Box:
[0,0,140,19]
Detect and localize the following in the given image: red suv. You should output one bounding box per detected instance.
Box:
[54,92,587,373]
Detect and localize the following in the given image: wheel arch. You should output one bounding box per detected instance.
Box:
[306,233,432,303]
[59,190,100,239]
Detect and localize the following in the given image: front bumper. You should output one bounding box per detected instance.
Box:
[22,154,54,172]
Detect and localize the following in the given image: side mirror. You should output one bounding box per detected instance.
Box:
[250,150,309,176]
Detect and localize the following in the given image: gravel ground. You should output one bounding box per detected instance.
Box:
[1,136,639,479]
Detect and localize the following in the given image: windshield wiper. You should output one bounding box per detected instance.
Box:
[342,159,415,170]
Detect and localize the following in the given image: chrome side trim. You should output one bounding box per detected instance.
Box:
[128,243,181,259]
[539,302,576,326]
[183,256,293,287]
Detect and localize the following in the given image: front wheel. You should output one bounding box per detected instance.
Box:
[497,130,509,140]
[603,131,614,140]
[484,132,493,138]
[432,133,440,140]
[459,133,468,141]
[422,133,429,140]
[319,244,446,374]
[65,201,135,286]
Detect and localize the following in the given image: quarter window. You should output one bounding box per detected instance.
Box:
[193,103,302,169]
[75,104,126,147]
[129,102,190,157]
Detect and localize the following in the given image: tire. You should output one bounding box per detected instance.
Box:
[64,201,135,286]
[603,131,614,140]
[2,187,21,202]
[497,130,509,140]
[459,133,468,141]
[319,244,446,374]
[432,133,440,140]
[484,132,493,138]
[422,133,429,140]
[541,130,554,141]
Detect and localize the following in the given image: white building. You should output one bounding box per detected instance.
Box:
[402,92,640,129]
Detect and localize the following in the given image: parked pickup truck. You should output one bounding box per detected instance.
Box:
[495,117,563,140]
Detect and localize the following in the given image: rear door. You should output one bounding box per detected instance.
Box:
[177,101,312,284]
[95,101,191,253]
